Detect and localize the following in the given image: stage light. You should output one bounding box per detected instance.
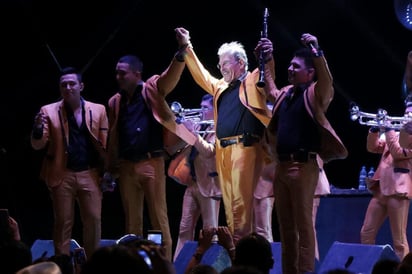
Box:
[394,0,412,31]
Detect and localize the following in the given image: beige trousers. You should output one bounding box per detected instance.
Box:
[118,157,172,260]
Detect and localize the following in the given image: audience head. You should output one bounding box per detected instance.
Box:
[16,261,62,274]
[0,209,15,243]
[190,264,219,274]
[396,251,412,274]
[323,269,355,274]
[0,240,32,274]
[221,265,263,274]
[48,254,74,274]
[80,244,152,274]
[371,258,399,274]
[233,232,274,274]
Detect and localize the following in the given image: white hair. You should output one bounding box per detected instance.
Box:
[217,41,248,71]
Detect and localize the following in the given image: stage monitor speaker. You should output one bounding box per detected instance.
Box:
[173,241,283,274]
[173,241,231,274]
[99,239,117,247]
[31,239,81,262]
[270,242,282,274]
[318,241,400,274]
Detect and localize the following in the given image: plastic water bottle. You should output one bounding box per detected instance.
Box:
[358,166,367,191]
[101,172,116,192]
[368,167,375,179]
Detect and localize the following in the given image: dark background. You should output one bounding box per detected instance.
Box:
[1,0,412,251]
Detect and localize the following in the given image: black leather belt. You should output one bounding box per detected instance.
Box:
[129,150,165,162]
[394,167,409,173]
[220,134,260,148]
[278,151,317,163]
[220,138,239,148]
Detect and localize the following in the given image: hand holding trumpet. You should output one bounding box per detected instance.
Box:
[171,101,214,134]
[349,103,412,130]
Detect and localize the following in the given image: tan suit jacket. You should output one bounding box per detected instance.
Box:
[193,129,221,197]
[107,59,197,173]
[31,99,108,188]
[367,130,412,198]
[169,128,221,198]
[183,46,273,129]
[266,54,348,164]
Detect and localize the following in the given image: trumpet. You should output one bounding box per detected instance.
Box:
[349,103,412,130]
[170,101,214,134]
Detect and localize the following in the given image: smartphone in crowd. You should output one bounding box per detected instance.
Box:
[147,230,163,245]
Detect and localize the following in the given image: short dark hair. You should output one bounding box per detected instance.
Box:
[60,66,82,82]
[0,240,32,274]
[201,94,213,104]
[118,55,143,72]
[404,93,412,107]
[191,264,219,274]
[233,232,274,274]
[294,48,315,69]
[80,244,151,274]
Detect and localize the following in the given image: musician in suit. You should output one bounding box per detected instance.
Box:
[253,156,330,263]
[31,67,109,258]
[361,103,412,260]
[175,27,273,243]
[264,33,348,273]
[168,94,222,262]
[106,51,196,260]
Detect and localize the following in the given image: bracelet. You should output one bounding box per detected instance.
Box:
[175,51,185,62]
[311,48,324,57]
[264,56,273,63]
[179,41,192,50]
